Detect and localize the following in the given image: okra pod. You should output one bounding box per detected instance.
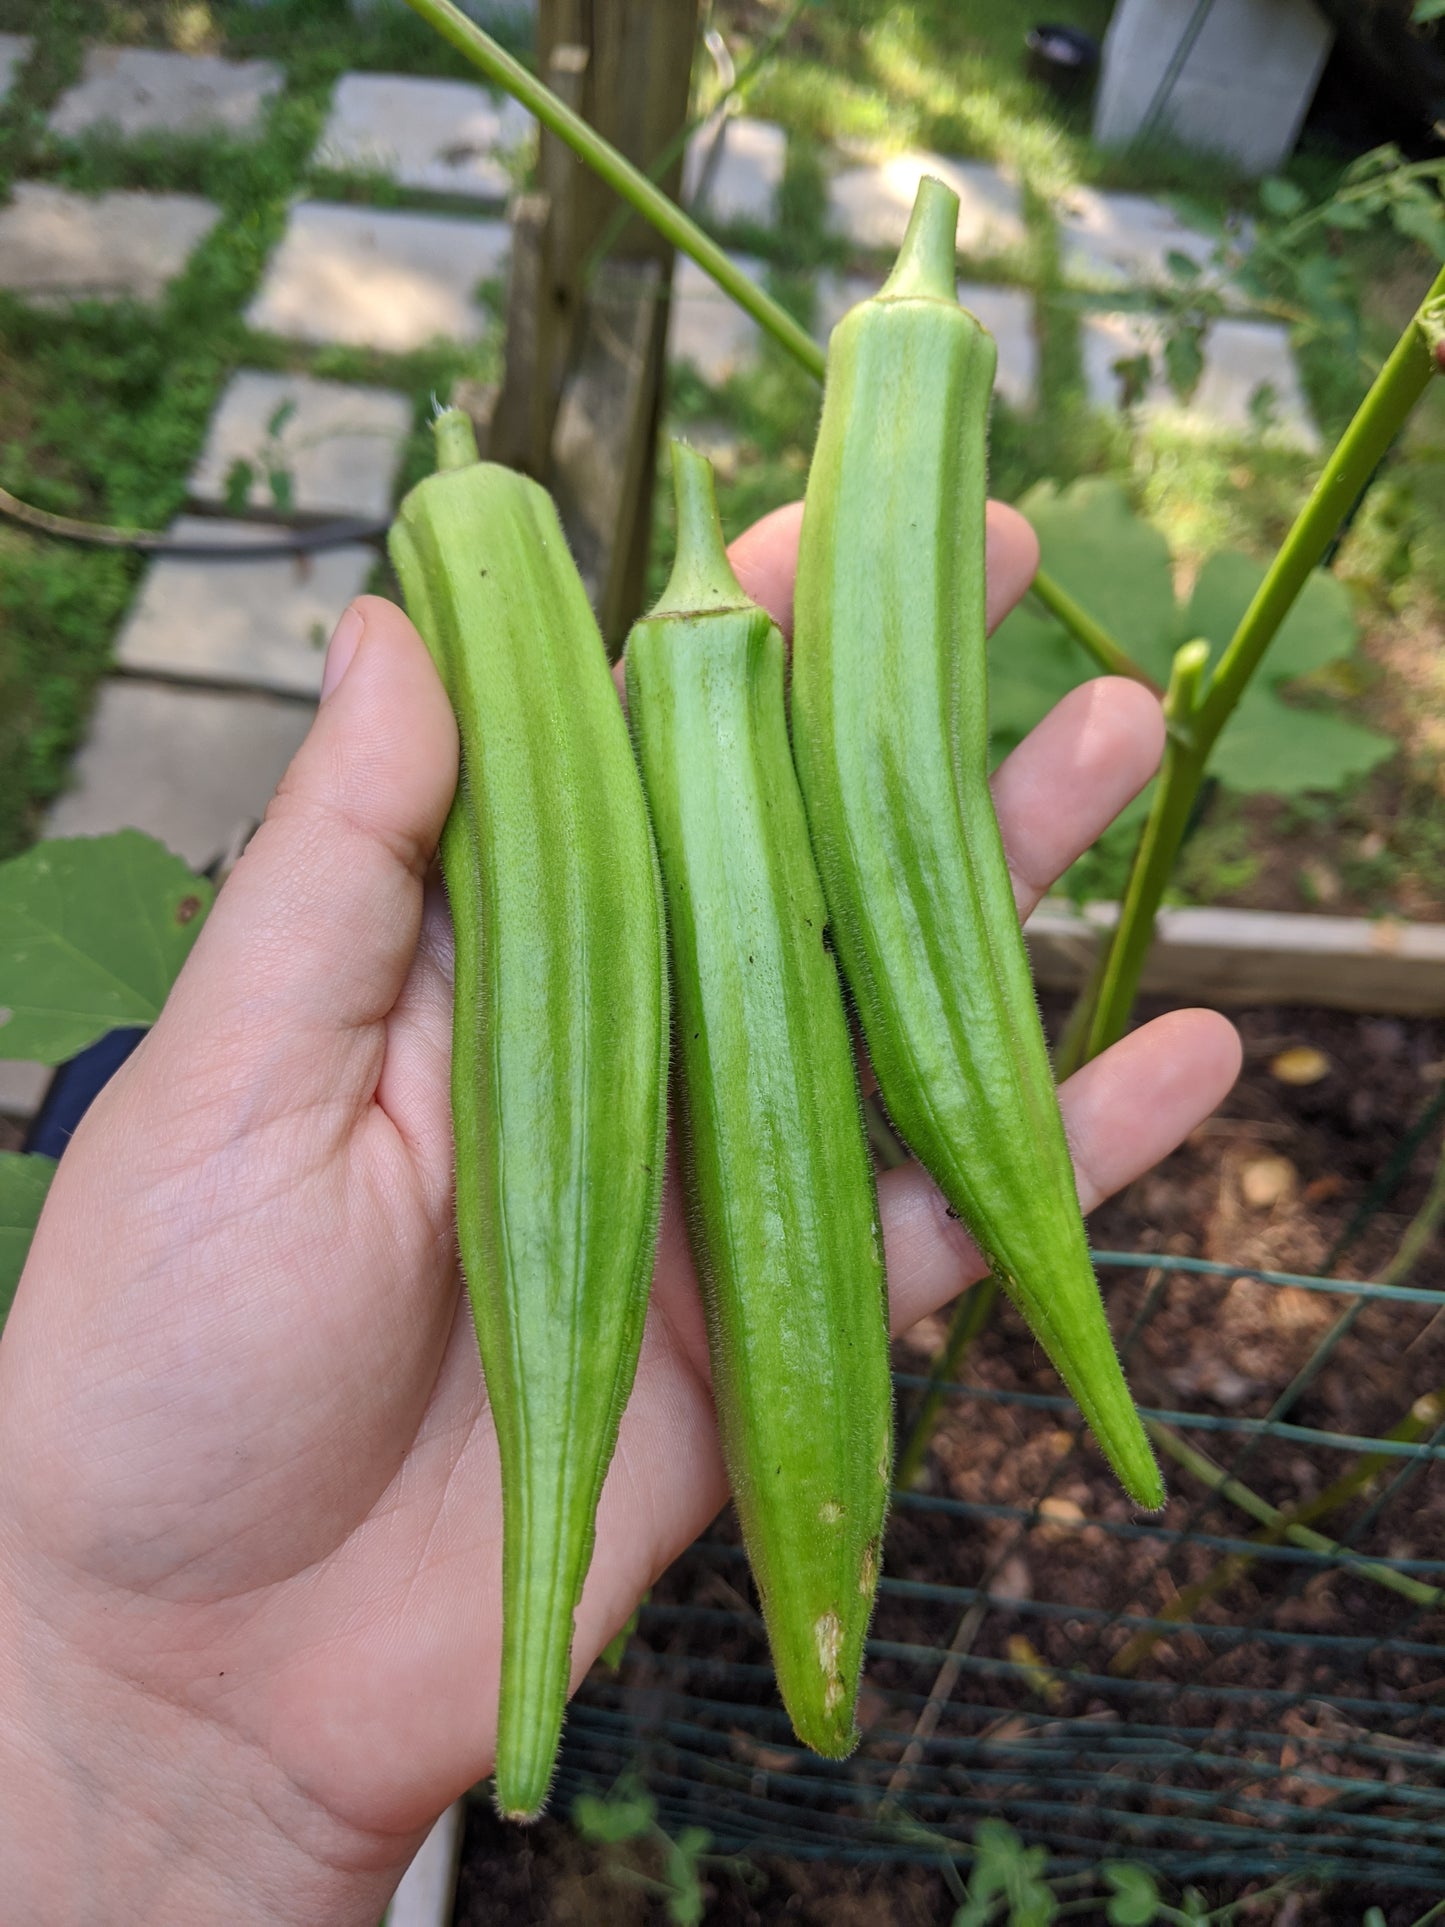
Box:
[791,180,1163,1509]
[626,443,893,1755]
[389,411,669,1818]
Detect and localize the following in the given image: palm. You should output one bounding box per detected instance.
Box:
[0,502,1239,1858]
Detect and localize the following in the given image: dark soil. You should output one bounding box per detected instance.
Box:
[453,999,1445,1926]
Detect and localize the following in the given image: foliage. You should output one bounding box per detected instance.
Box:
[1139,147,1445,410]
[0,830,212,1062]
[0,1150,55,1317]
[572,1782,713,1926]
[991,477,1393,790]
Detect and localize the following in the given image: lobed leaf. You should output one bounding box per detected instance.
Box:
[0,831,212,1065]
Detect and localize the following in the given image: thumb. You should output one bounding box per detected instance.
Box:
[151,595,458,1106]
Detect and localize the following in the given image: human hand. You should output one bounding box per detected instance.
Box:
[0,501,1239,1926]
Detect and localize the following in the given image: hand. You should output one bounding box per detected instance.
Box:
[0,501,1239,1925]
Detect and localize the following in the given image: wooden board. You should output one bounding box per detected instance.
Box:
[1025,901,1445,1015]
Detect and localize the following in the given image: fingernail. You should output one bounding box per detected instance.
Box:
[321,604,365,702]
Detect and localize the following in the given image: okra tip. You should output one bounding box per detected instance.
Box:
[432,403,481,473]
[650,440,752,621]
[879,175,960,305]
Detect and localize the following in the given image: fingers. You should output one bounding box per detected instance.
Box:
[992,677,1165,921]
[878,1007,1242,1333]
[728,499,1040,639]
[155,597,458,1096]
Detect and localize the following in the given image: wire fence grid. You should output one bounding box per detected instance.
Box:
[552,1251,1445,1893]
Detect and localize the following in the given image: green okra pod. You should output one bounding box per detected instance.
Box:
[626,443,893,1755]
[389,410,669,1819]
[791,180,1163,1510]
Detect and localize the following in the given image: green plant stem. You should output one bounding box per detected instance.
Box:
[894,1278,999,1489]
[1065,262,1445,1065]
[1028,571,1165,696]
[402,0,824,378]
[1059,641,1210,1076]
[401,0,1149,691]
[1199,261,1445,738]
[1141,1421,1443,1610]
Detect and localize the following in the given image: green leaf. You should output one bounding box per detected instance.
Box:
[1009,479,1181,679]
[1103,1861,1161,1925]
[1391,193,1445,260]
[0,832,212,1064]
[1258,176,1307,219]
[1413,0,1445,23]
[223,456,254,513]
[0,1153,56,1323]
[1182,552,1358,682]
[571,1789,655,1844]
[1211,687,1393,795]
[266,396,299,440]
[1362,1910,1388,1927]
[1162,323,1205,399]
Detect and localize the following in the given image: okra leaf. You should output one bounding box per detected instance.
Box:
[1211,687,1393,795]
[1012,479,1181,680]
[0,1152,56,1325]
[1183,551,1357,682]
[0,832,212,1064]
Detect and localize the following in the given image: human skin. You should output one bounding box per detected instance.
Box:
[0,501,1240,1925]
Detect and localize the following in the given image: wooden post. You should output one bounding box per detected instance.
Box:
[489,0,702,643]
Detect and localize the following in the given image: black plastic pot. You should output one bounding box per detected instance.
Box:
[1025,23,1101,103]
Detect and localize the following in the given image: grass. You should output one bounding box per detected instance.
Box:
[0,0,506,858]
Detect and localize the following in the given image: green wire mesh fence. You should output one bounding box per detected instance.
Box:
[553,1251,1445,1892]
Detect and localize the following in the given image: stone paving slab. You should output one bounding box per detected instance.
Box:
[0,1059,49,1123]
[115,519,375,699]
[190,371,413,520]
[1058,187,1226,292]
[815,273,1038,409]
[828,151,1026,258]
[0,183,220,303]
[316,71,532,200]
[1080,310,1318,447]
[49,45,282,142]
[0,33,30,105]
[683,116,786,229]
[45,679,313,873]
[246,201,506,352]
[667,252,766,385]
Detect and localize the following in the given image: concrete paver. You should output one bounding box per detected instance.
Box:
[667,252,766,384]
[0,1060,50,1123]
[683,116,786,228]
[316,71,532,200]
[246,200,506,352]
[814,273,1038,408]
[0,33,30,105]
[114,519,375,699]
[1058,187,1227,291]
[828,150,1026,258]
[44,680,313,874]
[1080,309,1318,447]
[190,371,413,520]
[49,45,282,141]
[0,183,220,303]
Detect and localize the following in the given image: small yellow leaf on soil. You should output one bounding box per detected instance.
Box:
[1241,1155,1299,1210]
[1270,1046,1331,1086]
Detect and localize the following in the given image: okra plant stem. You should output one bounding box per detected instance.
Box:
[1064,263,1445,1067]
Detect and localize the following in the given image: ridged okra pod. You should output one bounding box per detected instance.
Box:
[626,444,893,1755]
[791,180,1163,1509]
[389,411,669,1818]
